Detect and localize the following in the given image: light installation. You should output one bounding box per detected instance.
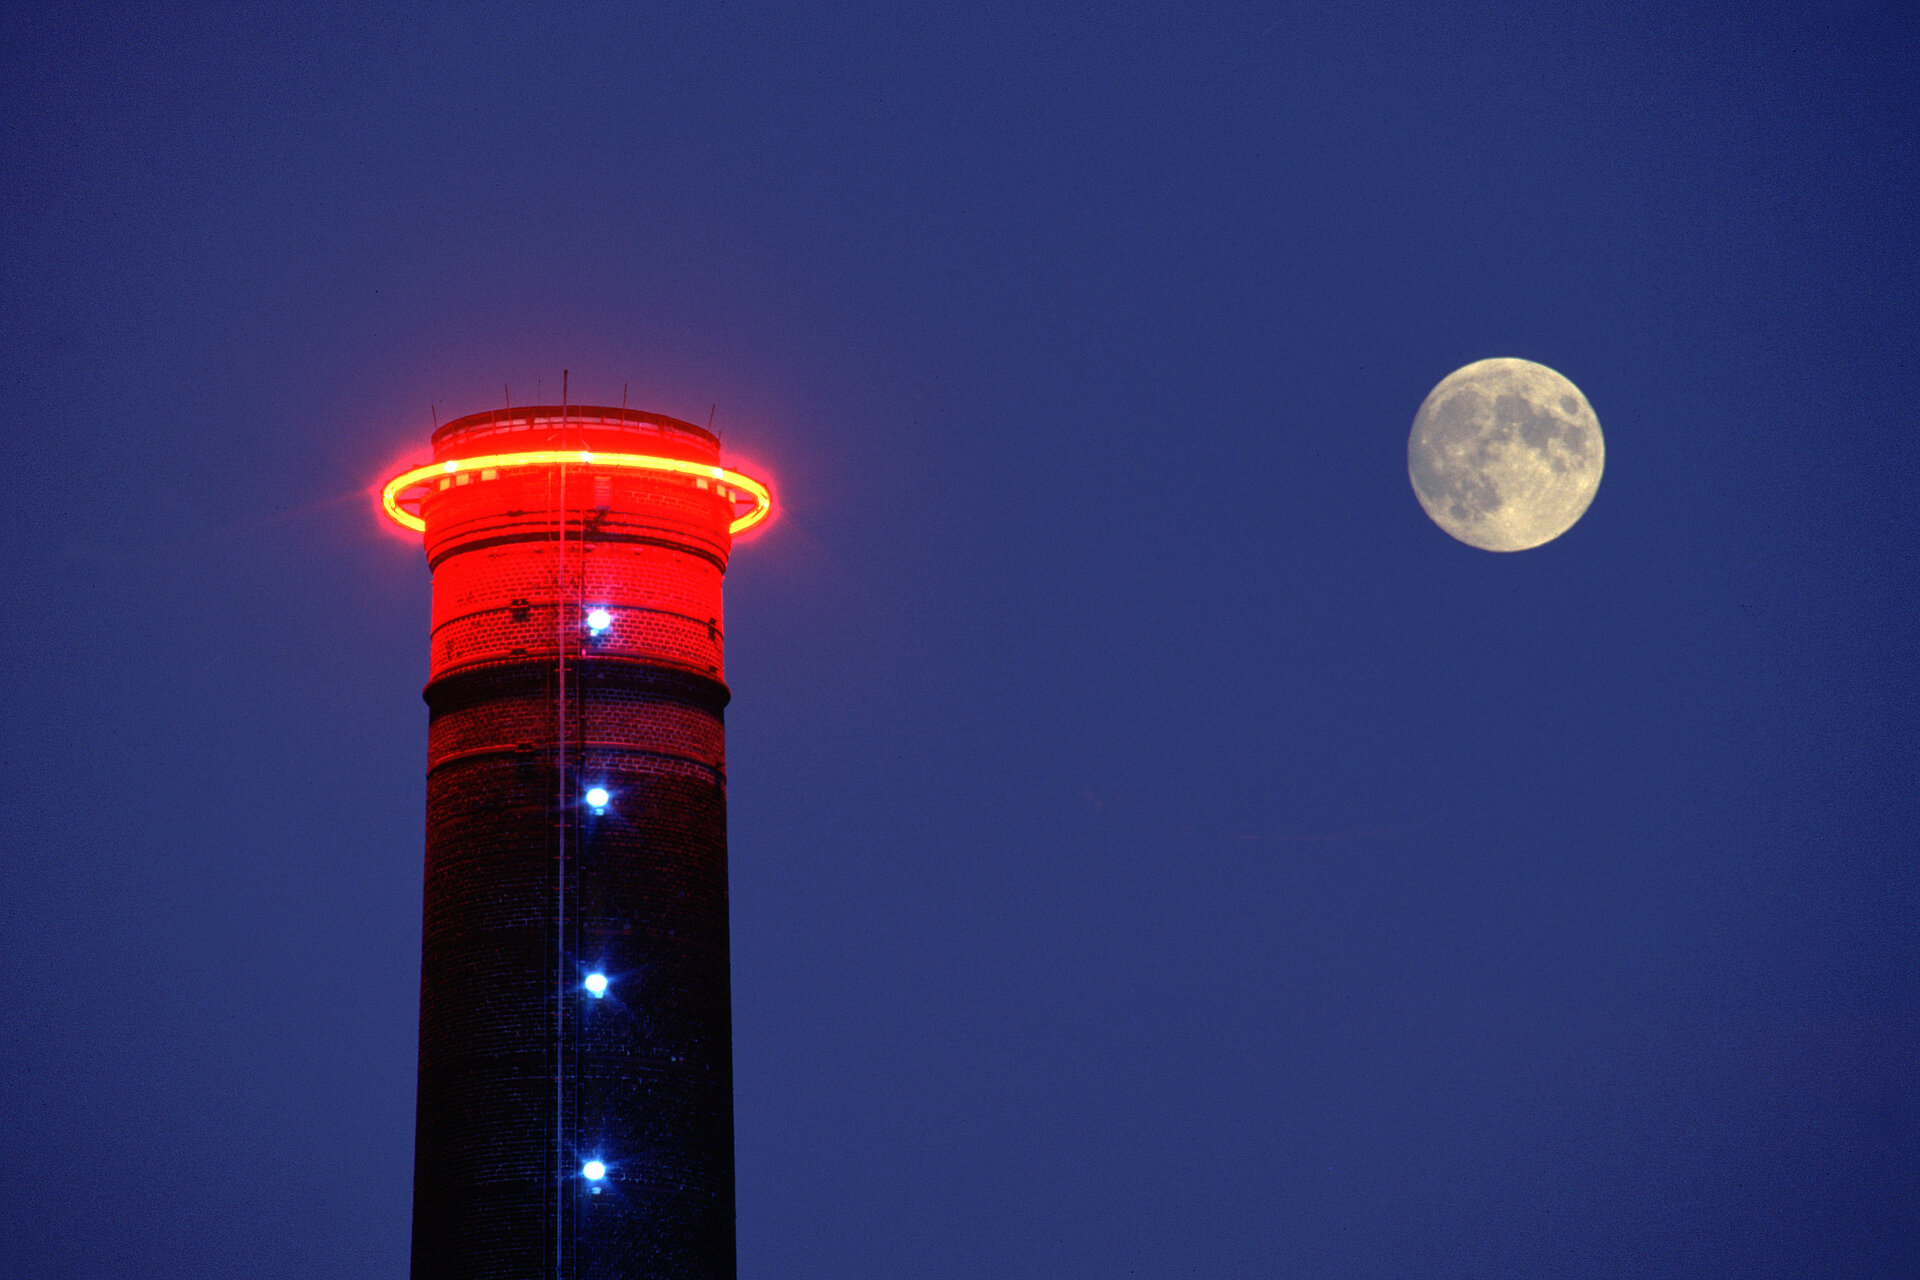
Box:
[382,451,772,537]
[382,398,770,1279]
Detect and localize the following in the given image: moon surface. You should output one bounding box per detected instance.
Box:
[1408,358,1604,551]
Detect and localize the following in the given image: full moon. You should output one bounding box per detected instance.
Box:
[1408,358,1604,551]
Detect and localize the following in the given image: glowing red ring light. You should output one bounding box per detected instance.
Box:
[380,450,773,536]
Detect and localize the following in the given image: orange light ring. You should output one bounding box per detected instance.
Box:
[381,450,773,536]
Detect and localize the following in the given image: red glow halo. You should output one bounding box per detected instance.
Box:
[380,449,773,537]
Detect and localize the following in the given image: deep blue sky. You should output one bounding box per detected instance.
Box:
[3,3,1914,1276]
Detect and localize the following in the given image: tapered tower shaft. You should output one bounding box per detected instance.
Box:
[387,405,769,1279]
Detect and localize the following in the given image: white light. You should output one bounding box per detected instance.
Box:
[586,608,612,634]
[585,787,610,809]
[584,973,608,997]
[582,1160,606,1182]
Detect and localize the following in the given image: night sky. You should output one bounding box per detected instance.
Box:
[4,3,1915,1276]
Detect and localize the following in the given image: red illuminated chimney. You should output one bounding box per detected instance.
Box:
[381,395,770,1279]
